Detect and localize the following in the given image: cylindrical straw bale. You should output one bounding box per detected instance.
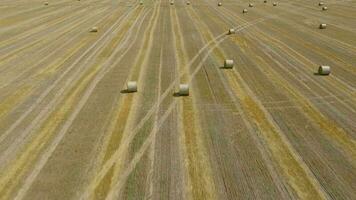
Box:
[127,81,137,92]
[224,60,234,68]
[319,23,327,29]
[90,27,98,32]
[179,84,189,96]
[318,66,330,75]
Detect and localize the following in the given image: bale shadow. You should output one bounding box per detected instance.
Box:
[121,89,137,93]
[220,66,233,69]
[314,72,329,76]
[173,92,189,97]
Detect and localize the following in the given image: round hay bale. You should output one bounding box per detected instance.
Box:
[273,2,277,6]
[186,1,190,5]
[90,27,98,32]
[264,0,267,3]
[224,59,234,68]
[218,2,222,6]
[228,28,235,34]
[243,8,248,13]
[140,1,143,5]
[179,84,189,96]
[44,2,49,5]
[319,23,327,29]
[249,3,254,7]
[322,6,328,10]
[127,81,137,92]
[318,65,330,75]
[319,2,324,6]
[170,1,174,5]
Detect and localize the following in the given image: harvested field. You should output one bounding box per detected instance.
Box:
[0,0,355,199]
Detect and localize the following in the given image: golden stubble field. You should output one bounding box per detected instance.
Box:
[0,0,355,199]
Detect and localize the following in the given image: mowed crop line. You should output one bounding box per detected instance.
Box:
[1,0,139,157]
[105,100,178,200]
[0,10,97,75]
[246,34,356,196]
[179,5,229,200]
[0,0,82,19]
[203,60,295,198]
[0,37,90,126]
[0,4,95,54]
[2,5,148,200]
[0,3,141,194]
[186,6,226,103]
[234,43,356,196]
[0,8,121,130]
[0,5,138,149]
[0,3,120,70]
[89,9,261,195]
[0,3,64,27]
[0,0,116,26]
[253,36,356,129]
[251,42,356,159]
[204,1,354,195]
[222,6,355,110]
[68,8,152,200]
[250,4,356,76]
[261,23,356,90]
[188,3,291,198]
[145,10,166,198]
[245,2,356,72]
[213,0,355,183]
[80,16,271,200]
[83,7,155,199]
[105,23,249,199]
[213,4,356,129]
[0,6,112,68]
[0,16,108,92]
[187,4,296,199]
[0,1,113,60]
[283,1,356,29]
[145,43,165,200]
[146,6,184,199]
[0,2,88,35]
[234,18,356,112]
[0,6,111,92]
[170,6,192,199]
[86,0,155,177]
[194,2,330,199]
[0,7,113,93]
[217,0,353,156]
[96,1,163,198]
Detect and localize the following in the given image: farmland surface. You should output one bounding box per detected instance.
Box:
[0,0,355,199]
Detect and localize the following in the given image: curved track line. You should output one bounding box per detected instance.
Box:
[0,4,140,166]
[11,6,149,200]
[80,17,271,200]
